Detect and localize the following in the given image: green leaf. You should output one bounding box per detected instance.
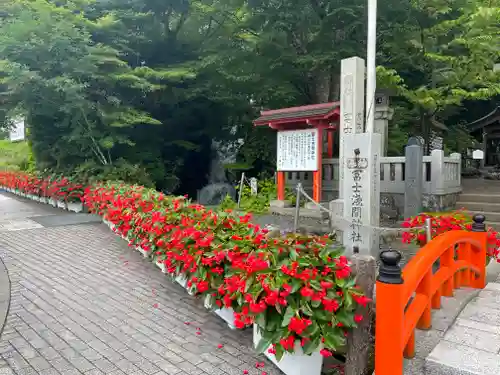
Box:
[313,309,329,321]
[255,313,266,328]
[303,321,319,337]
[323,331,345,350]
[300,301,314,316]
[302,336,321,355]
[245,276,254,292]
[255,337,273,354]
[291,279,302,293]
[344,292,353,309]
[336,309,355,327]
[311,299,321,308]
[281,306,295,327]
[275,344,285,361]
[309,280,322,291]
[267,310,283,331]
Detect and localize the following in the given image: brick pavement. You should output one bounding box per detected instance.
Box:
[0,194,281,375]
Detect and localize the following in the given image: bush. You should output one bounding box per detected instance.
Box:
[0,140,33,171]
[219,177,296,213]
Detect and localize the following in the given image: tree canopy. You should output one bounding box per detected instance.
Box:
[0,0,499,193]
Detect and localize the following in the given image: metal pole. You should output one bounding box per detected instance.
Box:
[237,172,245,208]
[365,0,377,133]
[293,183,302,232]
[425,217,432,243]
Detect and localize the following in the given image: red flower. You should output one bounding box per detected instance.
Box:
[320,349,332,357]
[300,287,314,298]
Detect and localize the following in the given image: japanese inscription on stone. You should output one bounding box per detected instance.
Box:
[346,148,368,245]
[277,129,318,171]
[342,132,382,255]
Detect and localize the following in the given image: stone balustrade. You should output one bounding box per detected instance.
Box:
[284,149,462,215]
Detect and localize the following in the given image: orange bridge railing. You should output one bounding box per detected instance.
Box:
[375,214,488,375]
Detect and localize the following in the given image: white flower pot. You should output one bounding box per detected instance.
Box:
[136,246,150,258]
[174,274,195,295]
[252,325,323,375]
[155,260,166,273]
[67,202,83,213]
[204,296,236,329]
[56,200,67,210]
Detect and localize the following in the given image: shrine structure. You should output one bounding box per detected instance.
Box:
[253,102,340,204]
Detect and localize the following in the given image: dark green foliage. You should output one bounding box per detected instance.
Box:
[0,0,498,192]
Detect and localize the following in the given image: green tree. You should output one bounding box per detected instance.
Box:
[377,0,500,152]
[0,0,160,172]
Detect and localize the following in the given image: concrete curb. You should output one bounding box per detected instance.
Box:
[0,255,11,340]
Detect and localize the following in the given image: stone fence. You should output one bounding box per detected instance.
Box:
[284,149,461,216]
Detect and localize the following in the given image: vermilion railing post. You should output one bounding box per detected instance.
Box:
[375,250,404,375]
[440,246,454,297]
[416,270,432,330]
[458,242,472,286]
[471,214,487,289]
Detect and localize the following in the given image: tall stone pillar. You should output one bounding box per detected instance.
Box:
[329,57,366,230]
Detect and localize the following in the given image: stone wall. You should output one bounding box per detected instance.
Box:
[381,192,461,220]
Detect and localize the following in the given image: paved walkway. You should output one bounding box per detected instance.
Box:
[426,281,500,374]
[0,193,281,375]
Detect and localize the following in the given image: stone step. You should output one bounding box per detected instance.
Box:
[458,193,500,204]
[456,201,500,213]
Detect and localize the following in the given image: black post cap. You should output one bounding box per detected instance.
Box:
[377,249,404,284]
[472,214,486,232]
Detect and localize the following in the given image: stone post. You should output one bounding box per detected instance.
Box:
[430,149,445,195]
[450,152,461,189]
[404,137,423,219]
[329,57,366,231]
[342,132,382,255]
[345,254,376,375]
[374,95,394,156]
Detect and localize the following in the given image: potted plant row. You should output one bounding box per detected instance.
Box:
[1,173,371,375]
[0,172,85,213]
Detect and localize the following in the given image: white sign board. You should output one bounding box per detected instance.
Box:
[9,119,25,141]
[277,129,318,171]
[473,149,484,160]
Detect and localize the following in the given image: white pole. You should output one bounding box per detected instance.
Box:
[365,0,377,133]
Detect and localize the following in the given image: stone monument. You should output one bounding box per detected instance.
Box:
[198,141,237,205]
[330,57,366,230]
[331,56,382,256]
[403,137,423,219]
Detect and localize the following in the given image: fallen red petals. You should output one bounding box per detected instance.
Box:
[153,303,159,308]
[184,322,191,325]
[195,331,201,335]
[217,344,224,349]
[243,371,248,375]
